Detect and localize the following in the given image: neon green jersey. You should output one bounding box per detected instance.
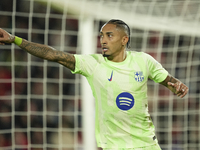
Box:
[71,51,168,148]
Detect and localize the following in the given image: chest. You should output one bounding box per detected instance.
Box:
[88,63,149,113]
[91,64,148,92]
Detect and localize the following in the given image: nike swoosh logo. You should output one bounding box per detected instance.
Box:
[108,71,113,81]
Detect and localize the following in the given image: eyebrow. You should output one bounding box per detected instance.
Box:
[100,32,113,34]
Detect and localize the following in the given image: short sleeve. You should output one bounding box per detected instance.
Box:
[145,53,168,83]
[71,54,99,77]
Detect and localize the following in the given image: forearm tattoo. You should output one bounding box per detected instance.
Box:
[168,75,178,84]
[169,76,173,83]
[160,74,180,93]
[19,39,75,71]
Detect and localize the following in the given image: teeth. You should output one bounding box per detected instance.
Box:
[103,48,108,51]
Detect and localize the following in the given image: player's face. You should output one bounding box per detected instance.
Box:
[100,24,127,61]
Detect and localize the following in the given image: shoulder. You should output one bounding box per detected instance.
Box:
[128,51,150,57]
[75,53,103,61]
[90,54,105,62]
[74,53,105,67]
[128,51,153,61]
[72,54,104,76]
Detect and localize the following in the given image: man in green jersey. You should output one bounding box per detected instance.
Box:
[0,19,188,150]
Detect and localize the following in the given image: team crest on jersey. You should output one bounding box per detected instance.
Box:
[134,71,144,82]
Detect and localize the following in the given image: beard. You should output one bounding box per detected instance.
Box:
[102,52,110,57]
[103,54,110,57]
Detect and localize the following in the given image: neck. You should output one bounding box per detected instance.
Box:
[107,49,127,62]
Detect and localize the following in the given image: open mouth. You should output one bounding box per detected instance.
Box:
[102,47,108,52]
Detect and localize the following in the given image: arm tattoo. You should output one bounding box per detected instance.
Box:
[160,74,180,93]
[19,39,75,71]
[160,74,188,97]
[169,76,173,83]
[160,74,178,86]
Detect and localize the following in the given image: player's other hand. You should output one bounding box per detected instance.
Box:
[0,28,15,45]
[167,81,189,98]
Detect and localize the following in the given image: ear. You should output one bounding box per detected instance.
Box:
[122,36,129,46]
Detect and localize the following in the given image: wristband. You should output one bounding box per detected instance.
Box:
[14,36,23,46]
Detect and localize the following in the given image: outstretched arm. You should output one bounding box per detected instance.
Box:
[159,74,189,98]
[0,28,75,71]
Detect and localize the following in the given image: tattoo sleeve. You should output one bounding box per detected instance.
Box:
[160,74,180,93]
[19,39,75,71]
[159,73,189,98]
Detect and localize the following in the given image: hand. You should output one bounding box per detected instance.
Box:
[0,28,15,45]
[167,81,189,98]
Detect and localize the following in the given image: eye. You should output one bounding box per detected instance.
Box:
[108,34,112,37]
